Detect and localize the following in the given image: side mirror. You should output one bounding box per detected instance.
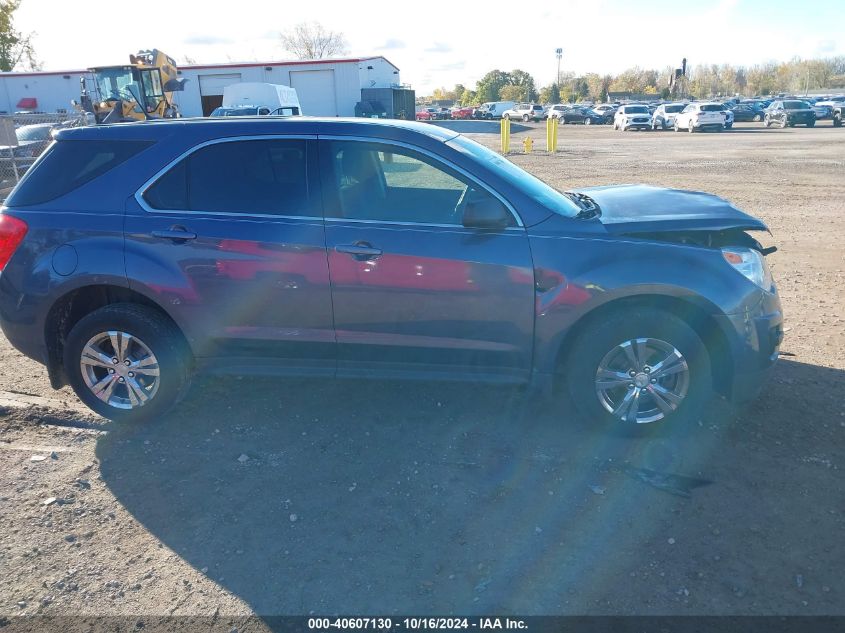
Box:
[462,197,511,230]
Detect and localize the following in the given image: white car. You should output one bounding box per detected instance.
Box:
[673,103,726,133]
[502,103,545,121]
[545,104,574,119]
[592,103,617,118]
[651,103,686,130]
[613,104,652,131]
[717,103,735,129]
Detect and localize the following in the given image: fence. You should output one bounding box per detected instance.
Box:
[0,112,93,202]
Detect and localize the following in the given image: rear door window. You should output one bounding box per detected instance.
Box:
[7,140,152,207]
[143,138,316,216]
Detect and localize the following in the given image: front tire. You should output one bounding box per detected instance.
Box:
[564,308,711,431]
[502,113,510,120]
[63,304,191,422]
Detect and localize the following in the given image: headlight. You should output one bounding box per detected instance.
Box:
[722,247,774,291]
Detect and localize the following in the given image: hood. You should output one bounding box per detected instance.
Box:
[571,185,768,233]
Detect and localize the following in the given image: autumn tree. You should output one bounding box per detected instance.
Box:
[0,0,39,71]
[280,21,348,60]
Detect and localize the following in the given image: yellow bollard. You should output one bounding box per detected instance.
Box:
[500,117,511,153]
[523,136,533,153]
[546,116,559,152]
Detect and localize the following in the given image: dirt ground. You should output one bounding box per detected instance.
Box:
[0,122,843,624]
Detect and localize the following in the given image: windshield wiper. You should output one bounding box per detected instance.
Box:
[565,192,602,219]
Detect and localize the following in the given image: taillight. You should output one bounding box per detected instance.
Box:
[0,215,28,270]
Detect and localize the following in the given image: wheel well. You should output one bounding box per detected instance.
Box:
[554,295,733,396]
[44,285,185,388]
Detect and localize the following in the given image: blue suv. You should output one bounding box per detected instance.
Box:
[0,118,782,427]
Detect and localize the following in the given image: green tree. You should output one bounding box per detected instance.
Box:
[499,84,527,101]
[539,83,560,104]
[0,0,39,71]
[509,69,537,101]
[475,70,512,103]
[459,88,477,105]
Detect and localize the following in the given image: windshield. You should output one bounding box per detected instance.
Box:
[664,105,684,113]
[94,68,135,101]
[210,107,259,117]
[625,106,648,113]
[447,134,579,218]
[16,126,52,142]
[784,101,809,109]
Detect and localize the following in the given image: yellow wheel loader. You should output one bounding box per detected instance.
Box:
[74,50,188,124]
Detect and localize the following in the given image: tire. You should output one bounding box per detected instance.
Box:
[834,113,843,128]
[63,304,191,423]
[522,114,530,122]
[584,117,592,125]
[674,120,680,132]
[754,114,762,122]
[725,123,733,129]
[502,113,510,120]
[781,119,788,129]
[764,116,771,128]
[688,121,695,133]
[564,307,712,432]
[807,120,815,128]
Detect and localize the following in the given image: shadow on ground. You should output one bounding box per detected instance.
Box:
[95,359,844,618]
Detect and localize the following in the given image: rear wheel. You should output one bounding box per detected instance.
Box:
[807,120,815,127]
[522,114,530,122]
[565,308,711,431]
[688,121,695,133]
[764,116,772,128]
[754,113,762,122]
[834,112,843,127]
[674,120,680,132]
[63,304,191,423]
[502,113,510,120]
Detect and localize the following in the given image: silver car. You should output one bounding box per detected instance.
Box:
[651,103,686,130]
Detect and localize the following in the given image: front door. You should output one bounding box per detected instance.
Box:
[125,136,335,372]
[319,138,535,382]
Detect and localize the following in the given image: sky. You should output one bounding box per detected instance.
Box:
[15,0,845,94]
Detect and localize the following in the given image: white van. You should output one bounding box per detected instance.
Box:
[473,101,516,119]
[210,82,302,117]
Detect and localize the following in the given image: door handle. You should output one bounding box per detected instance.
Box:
[335,243,383,260]
[151,227,197,243]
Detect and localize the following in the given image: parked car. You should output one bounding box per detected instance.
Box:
[810,103,832,119]
[473,101,516,119]
[556,106,607,125]
[592,104,617,118]
[673,103,726,133]
[0,118,782,430]
[502,103,545,122]
[450,106,475,119]
[730,104,764,122]
[717,104,735,129]
[613,105,652,131]
[764,100,816,128]
[437,107,452,120]
[0,123,59,182]
[651,103,686,130]
[415,108,433,121]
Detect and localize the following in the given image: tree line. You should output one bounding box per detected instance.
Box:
[427,57,845,105]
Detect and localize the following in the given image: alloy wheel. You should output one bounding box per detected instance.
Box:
[594,337,690,424]
[80,331,161,410]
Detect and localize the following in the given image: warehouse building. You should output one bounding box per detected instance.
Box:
[0,56,414,118]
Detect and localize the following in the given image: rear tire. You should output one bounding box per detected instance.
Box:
[834,113,843,127]
[522,114,530,122]
[502,113,510,120]
[754,114,762,122]
[63,304,191,423]
[564,307,712,433]
[807,120,815,127]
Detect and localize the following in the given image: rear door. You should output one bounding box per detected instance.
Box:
[125,136,335,373]
[319,137,535,382]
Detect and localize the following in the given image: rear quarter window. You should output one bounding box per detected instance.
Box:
[6,140,153,207]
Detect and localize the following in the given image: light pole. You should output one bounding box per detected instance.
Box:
[555,48,563,88]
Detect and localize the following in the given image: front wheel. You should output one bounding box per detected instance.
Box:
[502,113,510,120]
[564,308,711,431]
[674,120,680,132]
[764,116,771,128]
[688,121,695,133]
[754,114,762,122]
[834,113,843,127]
[63,304,191,422]
[807,120,815,127]
[584,117,592,125]
[522,114,530,122]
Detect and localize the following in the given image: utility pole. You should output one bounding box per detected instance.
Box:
[555,48,563,88]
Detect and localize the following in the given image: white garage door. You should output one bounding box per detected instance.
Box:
[198,73,242,96]
[290,70,337,116]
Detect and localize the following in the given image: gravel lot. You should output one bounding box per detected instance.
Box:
[1,122,843,622]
